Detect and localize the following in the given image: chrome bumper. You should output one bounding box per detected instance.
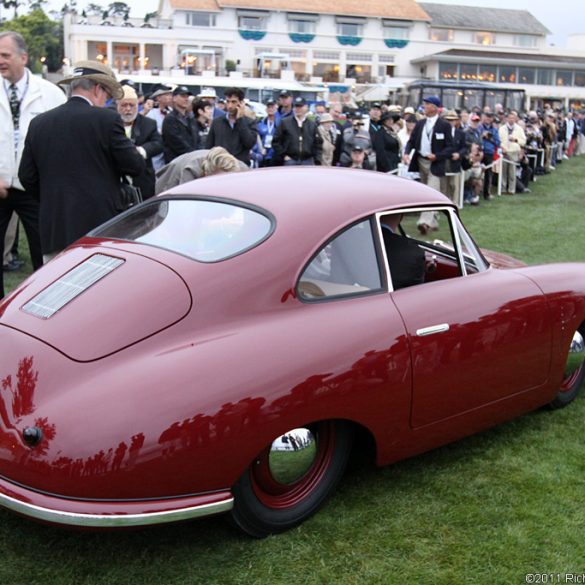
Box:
[0,483,233,528]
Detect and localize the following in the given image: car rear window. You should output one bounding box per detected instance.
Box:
[92,199,273,262]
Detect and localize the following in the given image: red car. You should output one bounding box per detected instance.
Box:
[0,168,583,537]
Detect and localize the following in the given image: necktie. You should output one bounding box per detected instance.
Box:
[9,83,20,130]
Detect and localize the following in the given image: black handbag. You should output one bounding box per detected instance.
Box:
[117,176,142,212]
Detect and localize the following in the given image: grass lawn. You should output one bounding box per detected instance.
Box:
[2,158,585,584]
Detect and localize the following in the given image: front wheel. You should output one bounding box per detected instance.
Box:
[230,420,352,537]
[549,327,585,409]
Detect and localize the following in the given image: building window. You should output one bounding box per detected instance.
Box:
[575,71,585,87]
[499,66,516,83]
[519,67,536,84]
[556,70,573,86]
[337,22,362,37]
[239,15,266,31]
[439,62,458,80]
[186,12,216,27]
[514,35,538,48]
[383,26,410,40]
[460,64,478,81]
[313,62,340,82]
[429,28,454,42]
[288,18,316,35]
[346,64,371,83]
[474,32,495,45]
[478,65,496,82]
[538,69,553,85]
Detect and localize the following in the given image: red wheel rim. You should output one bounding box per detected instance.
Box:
[561,362,584,392]
[250,421,335,509]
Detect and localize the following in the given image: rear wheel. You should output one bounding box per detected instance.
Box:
[230,420,352,537]
[549,327,585,409]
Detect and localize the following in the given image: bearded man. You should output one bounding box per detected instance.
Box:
[117,85,162,199]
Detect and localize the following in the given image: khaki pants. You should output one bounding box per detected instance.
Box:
[501,157,518,194]
[443,173,461,206]
[417,157,442,230]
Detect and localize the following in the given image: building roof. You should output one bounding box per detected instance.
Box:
[419,2,550,35]
[168,0,430,20]
[413,48,585,68]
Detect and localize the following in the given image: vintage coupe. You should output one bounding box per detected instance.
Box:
[0,168,584,537]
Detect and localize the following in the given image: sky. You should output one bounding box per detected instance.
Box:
[41,0,584,48]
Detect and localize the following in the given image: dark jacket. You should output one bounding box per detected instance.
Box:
[374,128,401,173]
[206,115,258,164]
[162,109,199,163]
[130,114,163,199]
[273,116,323,165]
[19,97,145,254]
[405,117,454,177]
[445,126,469,174]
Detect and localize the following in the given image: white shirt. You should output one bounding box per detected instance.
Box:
[420,114,438,157]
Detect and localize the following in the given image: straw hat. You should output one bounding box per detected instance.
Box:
[443,109,459,120]
[121,85,138,101]
[58,60,123,100]
[150,85,174,99]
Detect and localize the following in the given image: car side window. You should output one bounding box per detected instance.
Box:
[298,220,383,301]
[379,209,488,291]
[380,210,463,289]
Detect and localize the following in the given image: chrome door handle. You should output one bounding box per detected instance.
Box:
[416,324,450,337]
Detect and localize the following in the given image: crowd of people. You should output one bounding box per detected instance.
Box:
[2,30,584,297]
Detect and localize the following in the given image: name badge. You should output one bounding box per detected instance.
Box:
[435,133,445,140]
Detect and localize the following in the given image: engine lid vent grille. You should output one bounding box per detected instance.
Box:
[21,254,124,319]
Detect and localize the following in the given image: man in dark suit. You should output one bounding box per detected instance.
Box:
[117,85,163,199]
[403,95,454,234]
[380,214,425,290]
[18,60,145,261]
[442,109,469,206]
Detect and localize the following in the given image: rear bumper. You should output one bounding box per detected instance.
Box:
[0,476,233,528]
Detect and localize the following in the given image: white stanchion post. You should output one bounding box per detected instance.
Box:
[458,170,465,208]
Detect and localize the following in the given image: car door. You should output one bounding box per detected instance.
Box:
[379,209,552,428]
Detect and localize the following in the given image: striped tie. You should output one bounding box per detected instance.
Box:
[9,83,20,130]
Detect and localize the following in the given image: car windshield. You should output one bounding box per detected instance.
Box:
[92,199,273,262]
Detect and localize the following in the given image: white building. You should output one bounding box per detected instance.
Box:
[62,0,585,110]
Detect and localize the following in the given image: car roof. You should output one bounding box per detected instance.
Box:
[164,167,454,233]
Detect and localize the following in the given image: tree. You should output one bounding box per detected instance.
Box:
[1,1,21,21]
[0,9,63,72]
[27,0,46,11]
[85,3,103,16]
[107,2,129,18]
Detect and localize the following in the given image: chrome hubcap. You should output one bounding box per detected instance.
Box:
[564,330,585,380]
[268,428,317,485]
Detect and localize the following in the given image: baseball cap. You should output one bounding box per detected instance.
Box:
[173,86,192,96]
[423,95,442,108]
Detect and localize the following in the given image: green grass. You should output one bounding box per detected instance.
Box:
[2,158,585,584]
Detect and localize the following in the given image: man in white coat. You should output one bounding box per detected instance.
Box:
[0,31,66,298]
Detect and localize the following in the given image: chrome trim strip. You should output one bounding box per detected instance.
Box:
[416,324,450,337]
[0,492,234,527]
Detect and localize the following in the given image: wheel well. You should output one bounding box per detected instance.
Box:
[343,419,378,471]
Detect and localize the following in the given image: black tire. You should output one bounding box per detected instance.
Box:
[230,420,352,537]
[548,327,585,409]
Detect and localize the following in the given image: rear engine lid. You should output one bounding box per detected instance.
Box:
[0,247,192,361]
